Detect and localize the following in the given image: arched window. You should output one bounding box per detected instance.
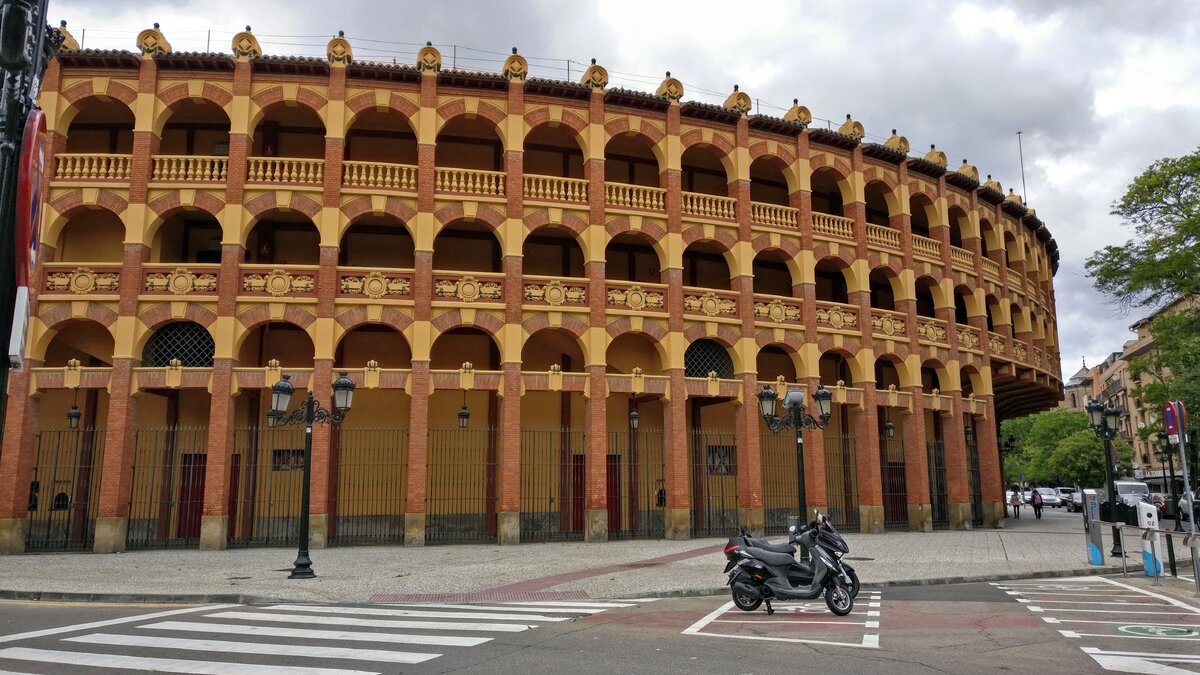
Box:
[143,322,215,367]
[684,339,733,379]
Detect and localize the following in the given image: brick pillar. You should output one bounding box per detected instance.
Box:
[976,402,1004,527]
[904,386,932,531]
[199,357,236,549]
[94,358,138,552]
[736,371,764,533]
[584,85,609,541]
[0,365,41,552]
[307,357,334,548]
[497,362,522,544]
[803,376,829,514]
[664,367,690,539]
[944,395,971,529]
[585,364,608,542]
[404,360,430,545]
[854,384,883,533]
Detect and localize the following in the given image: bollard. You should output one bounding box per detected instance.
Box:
[1185,533,1200,597]
[1121,526,1129,577]
[1144,529,1160,586]
[1167,532,1178,577]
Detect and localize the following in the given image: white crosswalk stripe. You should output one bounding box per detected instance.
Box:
[0,599,641,673]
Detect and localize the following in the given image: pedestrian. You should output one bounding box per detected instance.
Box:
[1009,486,1021,519]
[1031,486,1044,520]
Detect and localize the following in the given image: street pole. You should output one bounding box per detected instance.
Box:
[1169,450,1181,532]
[1103,433,1123,556]
[794,405,806,524]
[289,392,315,579]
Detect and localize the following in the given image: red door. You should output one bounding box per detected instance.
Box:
[177,454,206,539]
[570,455,585,532]
[606,455,622,533]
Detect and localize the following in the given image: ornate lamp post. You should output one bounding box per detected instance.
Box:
[1159,431,1182,531]
[65,386,80,429]
[267,372,355,579]
[1086,399,1125,556]
[458,389,470,429]
[758,383,833,526]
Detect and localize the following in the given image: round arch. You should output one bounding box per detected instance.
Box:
[153,98,231,151]
[605,230,665,284]
[864,179,900,226]
[749,154,795,205]
[604,131,665,186]
[810,166,850,216]
[752,248,799,296]
[49,206,125,262]
[334,323,413,368]
[233,320,316,367]
[35,318,116,366]
[819,349,861,386]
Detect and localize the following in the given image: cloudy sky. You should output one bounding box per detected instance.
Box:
[51,0,1200,379]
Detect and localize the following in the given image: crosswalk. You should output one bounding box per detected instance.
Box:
[0,598,648,674]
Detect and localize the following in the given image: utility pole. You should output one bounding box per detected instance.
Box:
[1016,130,1028,204]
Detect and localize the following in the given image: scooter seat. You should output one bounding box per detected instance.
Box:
[744,546,795,567]
[741,536,797,556]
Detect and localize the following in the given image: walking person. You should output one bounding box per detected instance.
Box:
[1009,486,1022,519]
[1031,485,1044,520]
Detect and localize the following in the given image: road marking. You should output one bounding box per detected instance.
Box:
[1097,577,1200,613]
[266,604,570,622]
[1118,625,1200,638]
[1062,629,1200,642]
[1082,646,1200,662]
[0,604,238,644]
[0,647,375,675]
[500,601,636,609]
[712,619,874,626]
[1016,599,1168,606]
[207,611,534,632]
[1032,608,1191,615]
[389,603,608,614]
[142,621,492,647]
[65,633,440,664]
[1010,591,1147,598]
[682,600,880,649]
[1042,617,1200,627]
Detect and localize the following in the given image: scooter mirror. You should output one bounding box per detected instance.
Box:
[788,524,796,533]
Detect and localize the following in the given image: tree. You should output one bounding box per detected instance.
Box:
[1045,430,1133,488]
[1001,409,1098,485]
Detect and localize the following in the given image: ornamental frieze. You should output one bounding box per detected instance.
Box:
[243,269,315,296]
[753,299,801,323]
[1013,342,1028,361]
[957,329,981,349]
[815,305,858,329]
[46,267,119,294]
[988,334,1007,354]
[684,292,736,317]
[524,280,585,306]
[607,285,665,311]
[870,313,906,336]
[435,275,502,302]
[340,271,411,299]
[145,268,217,295]
[916,319,946,342]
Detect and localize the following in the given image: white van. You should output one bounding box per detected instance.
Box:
[1113,480,1150,507]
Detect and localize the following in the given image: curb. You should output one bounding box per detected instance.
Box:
[0,589,284,605]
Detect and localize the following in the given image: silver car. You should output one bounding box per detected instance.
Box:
[1032,487,1060,507]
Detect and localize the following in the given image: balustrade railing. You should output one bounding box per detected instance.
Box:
[812,212,855,240]
[246,157,324,184]
[523,174,588,203]
[54,153,131,180]
[434,167,505,196]
[750,202,798,228]
[151,155,228,182]
[681,191,736,220]
[1007,268,1024,289]
[981,258,1001,281]
[866,224,900,249]
[343,161,417,190]
[913,235,942,260]
[604,182,666,210]
[950,245,975,269]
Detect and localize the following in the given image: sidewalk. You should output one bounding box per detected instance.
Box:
[0,510,1181,604]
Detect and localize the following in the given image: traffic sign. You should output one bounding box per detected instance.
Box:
[1165,401,1179,435]
[14,108,45,288]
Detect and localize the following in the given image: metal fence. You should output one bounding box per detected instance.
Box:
[127,426,209,549]
[967,438,984,527]
[690,429,739,537]
[761,431,801,535]
[228,426,307,547]
[25,428,105,552]
[520,429,586,543]
[606,429,666,540]
[329,427,408,546]
[928,440,950,529]
[426,427,497,543]
[880,436,909,530]
[824,431,859,530]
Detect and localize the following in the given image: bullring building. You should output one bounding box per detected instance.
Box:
[0,25,1063,554]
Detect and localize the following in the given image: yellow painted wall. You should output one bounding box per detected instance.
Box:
[57,211,124,262]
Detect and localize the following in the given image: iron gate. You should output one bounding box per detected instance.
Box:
[928,440,949,528]
[967,437,984,527]
[25,428,105,552]
[330,427,408,546]
[606,429,665,540]
[824,431,859,530]
[520,429,586,543]
[880,435,909,530]
[690,429,739,537]
[127,426,208,549]
[426,427,497,543]
[228,426,306,547]
[761,431,801,535]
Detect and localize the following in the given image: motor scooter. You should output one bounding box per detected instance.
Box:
[723,510,855,616]
[734,521,860,599]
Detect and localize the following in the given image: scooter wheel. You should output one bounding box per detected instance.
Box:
[846,568,861,599]
[825,583,853,616]
[732,589,762,612]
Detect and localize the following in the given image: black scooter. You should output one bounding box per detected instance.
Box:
[723,510,855,616]
[734,524,860,599]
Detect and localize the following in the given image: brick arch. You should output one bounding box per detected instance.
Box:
[605,316,669,343]
[604,215,668,241]
[919,357,952,391]
[334,305,413,334]
[29,310,118,361]
[435,99,508,147]
[244,192,323,223]
[817,345,864,384]
[344,91,419,135]
[809,154,853,178]
[748,141,797,166]
[865,255,905,278]
[679,128,736,156]
[862,166,899,190]
[907,179,938,203]
[146,191,226,243]
[682,323,741,348]
[603,117,666,145]
[754,330,806,353]
[131,311,218,358]
[433,202,505,231]
[248,87,328,132]
[235,305,316,334]
[873,350,916,388]
[56,84,138,132]
[44,191,129,248]
[522,313,590,341]
[522,208,589,237]
[430,309,505,338]
[680,224,738,251]
[152,83,233,136]
[750,232,803,258]
[340,196,417,238]
[523,109,589,154]
[813,247,858,270]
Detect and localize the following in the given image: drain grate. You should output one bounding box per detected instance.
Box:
[369,590,591,604]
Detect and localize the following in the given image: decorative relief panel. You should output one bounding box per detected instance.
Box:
[435,275,502,302]
[988,334,1007,355]
[957,329,981,350]
[753,299,802,323]
[607,285,665,311]
[243,269,315,296]
[870,312,906,336]
[524,280,585,306]
[1013,342,1028,361]
[684,292,736,317]
[145,268,217,295]
[916,319,947,343]
[815,305,858,329]
[46,267,119,294]
[340,272,410,299]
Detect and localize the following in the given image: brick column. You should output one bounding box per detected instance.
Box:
[199,357,236,549]
[802,376,829,514]
[664,367,689,539]
[584,85,609,541]
[662,98,689,539]
[944,395,972,529]
[904,386,932,530]
[976,401,1004,527]
[497,362,522,544]
[0,365,41,552]
[404,360,430,545]
[853,383,883,533]
[586,364,608,542]
[307,357,334,548]
[94,358,139,552]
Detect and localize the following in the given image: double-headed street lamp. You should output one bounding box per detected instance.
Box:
[1159,431,1182,532]
[268,372,355,579]
[758,384,833,527]
[1086,399,1125,557]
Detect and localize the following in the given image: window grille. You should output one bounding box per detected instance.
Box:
[684,339,733,378]
[142,322,215,367]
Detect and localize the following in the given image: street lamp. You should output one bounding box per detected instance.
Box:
[1087,399,1125,556]
[458,390,470,429]
[1159,431,1182,531]
[66,387,81,429]
[758,383,833,528]
[267,372,355,579]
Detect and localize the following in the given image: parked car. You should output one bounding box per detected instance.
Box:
[1178,491,1200,521]
[1055,487,1076,507]
[1114,480,1151,507]
[1033,487,1061,508]
[1069,490,1084,512]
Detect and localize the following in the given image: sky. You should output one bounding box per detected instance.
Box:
[50,0,1200,381]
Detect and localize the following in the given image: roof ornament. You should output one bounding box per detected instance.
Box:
[837,113,864,140]
[883,128,909,153]
[136,22,172,57]
[57,20,79,50]
[416,41,441,72]
[783,98,811,126]
[232,26,261,61]
[656,71,684,101]
[503,46,528,81]
[581,57,608,90]
[923,143,948,168]
[1005,188,1024,205]
[723,84,752,115]
[983,174,1003,193]
[957,159,979,181]
[327,30,352,65]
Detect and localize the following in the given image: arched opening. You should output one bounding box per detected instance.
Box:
[752,249,794,297]
[915,276,939,318]
[684,339,733,378]
[954,285,973,325]
[65,98,134,153]
[605,232,660,283]
[921,364,942,394]
[236,323,315,367]
[606,332,665,375]
[749,157,789,205]
[604,133,659,187]
[682,241,731,290]
[819,352,852,386]
[1003,232,1019,269]
[947,207,968,248]
[142,321,214,367]
[525,124,584,179]
[436,116,503,171]
[960,367,978,398]
[979,219,995,257]
[681,144,729,196]
[251,102,325,158]
[756,345,798,382]
[54,210,124,262]
[245,211,319,265]
[432,220,501,273]
[1011,303,1028,335]
[869,268,898,311]
[159,100,230,157]
[864,181,894,227]
[150,211,222,263]
[339,214,414,268]
[815,258,850,304]
[875,358,902,390]
[605,332,667,539]
[910,194,934,239]
[345,108,418,165]
[985,295,1000,333]
[44,320,114,367]
[811,168,845,217]
[335,324,412,369]
[523,227,584,278]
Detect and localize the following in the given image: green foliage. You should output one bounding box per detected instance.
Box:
[1045,431,1134,488]
[1000,408,1132,487]
[1129,308,1200,443]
